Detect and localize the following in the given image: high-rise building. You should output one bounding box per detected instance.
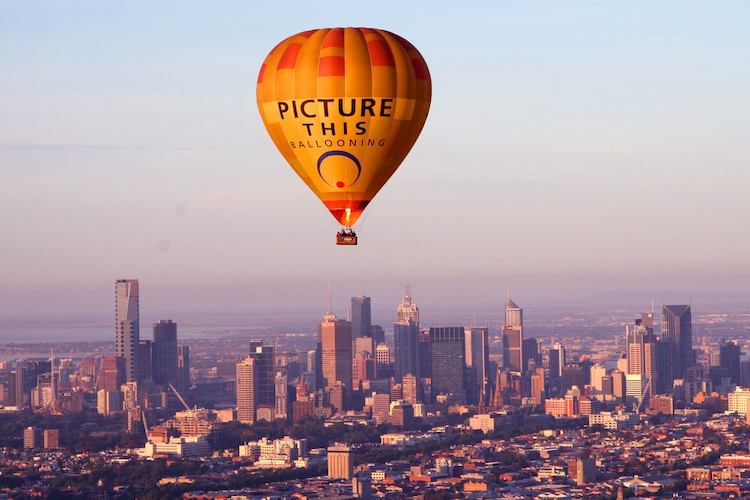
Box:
[465,327,490,405]
[245,341,276,417]
[720,341,742,386]
[522,337,542,372]
[502,295,523,372]
[13,366,30,409]
[177,345,190,395]
[43,429,60,449]
[396,282,419,325]
[402,373,419,404]
[626,317,656,399]
[626,373,649,411]
[320,311,352,391]
[531,367,545,405]
[351,296,372,339]
[394,322,419,383]
[328,444,353,479]
[115,279,140,383]
[590,364,607,392]
[97,356,125,392]
[661,305,692,379]
[138,340,152,382]
[418,329,431,380]
[429,327,466,399]
[369,325,385,344]
[274,373,289,421]
[548,343,566,395]
[236,357,257,424]
[152,320,178,388]
[24,427,42,449]
[611,369,625,401]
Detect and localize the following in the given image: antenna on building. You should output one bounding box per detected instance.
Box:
[405,277,411,299]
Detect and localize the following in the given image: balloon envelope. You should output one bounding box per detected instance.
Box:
[257,28,431,227]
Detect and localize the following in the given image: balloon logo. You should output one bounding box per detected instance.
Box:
[256,27,432,243]
[317,151,361,189]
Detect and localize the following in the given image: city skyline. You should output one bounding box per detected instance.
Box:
[2,1,750,320]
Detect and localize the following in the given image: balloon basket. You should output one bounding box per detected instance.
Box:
[336,229,358,246]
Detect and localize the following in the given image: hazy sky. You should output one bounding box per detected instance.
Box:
[1,1,749,320]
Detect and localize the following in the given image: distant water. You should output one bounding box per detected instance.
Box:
[0,324,267,344]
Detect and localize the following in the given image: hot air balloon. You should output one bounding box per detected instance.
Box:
[256,28,431,245]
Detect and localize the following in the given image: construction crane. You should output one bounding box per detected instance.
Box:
[141,407,150,436]
[168,383,195,414]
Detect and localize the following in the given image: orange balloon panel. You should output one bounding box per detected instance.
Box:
[257,28,431,227]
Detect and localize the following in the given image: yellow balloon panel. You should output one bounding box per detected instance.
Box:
[257,27,431,227]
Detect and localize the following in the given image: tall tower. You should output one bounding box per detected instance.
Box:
[502,293,523,372]
[236,356,256,424]
[626,316,656,401]
[396,280,420,325]
[152,320,178,387]
[320,308,353,391]
[464,327,490,405]
[429,327,466,399]
[351,296,372,339]
[115,279,140,383]
[661,305,692,379]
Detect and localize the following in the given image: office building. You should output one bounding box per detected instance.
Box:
[522,337,541,372]
[402,373,419,404]
[328,444,353,479]
[626,373,649,411]
[661,305,692,379]
[236,357,257,424]
[97,356,125,392]
[429,327,466,399]
[320,310,352,390]
[720,341,741,386]
[654,340,673,394]
[590,364,606,392]
[350,296,371,339]
[394,322,419,382]
[138,340,152,382]
[24,427,42,449]
[465,327,490,404]
[502,294,523,371]
[43,429,60,449]
[115,279,140,383]
[152,320,178,387]
[275,373,290,421]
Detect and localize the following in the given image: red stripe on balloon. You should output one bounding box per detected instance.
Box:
[277,43,302,69]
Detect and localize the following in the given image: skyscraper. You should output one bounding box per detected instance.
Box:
[396,282,420,325]
[720,340,741,386]
[502,294,523,371]
[97,356,125,392]
[320,310,353,391]
[236,356,256,424]
[177,345,190,395]
[522,337,542,372]
[152,320,178,388]
[549,344,566,382]
[626,317,656,399]
[394,322,419,383]
[250,341,276,411]
[429,327,466,399]
[351,296,372,339]
[138,340,153,383]
[115,279,140,383]
[465,327,490,405]
[661,305,693,379]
